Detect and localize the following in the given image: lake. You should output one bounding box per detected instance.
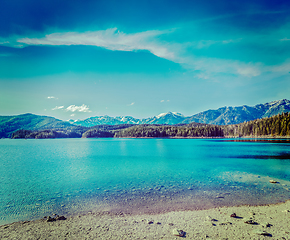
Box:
[1,138,290,225]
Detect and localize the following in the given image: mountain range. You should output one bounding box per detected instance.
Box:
[1,99,290,138]
[69,99,290,126]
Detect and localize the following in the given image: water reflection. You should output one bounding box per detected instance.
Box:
[224,139,290,143]
[226,153,290,160]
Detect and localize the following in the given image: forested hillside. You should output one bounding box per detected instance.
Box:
[7,113,290,139]
[11,124,134,139]
[114,124,223,138]
[0,113,78,138]
[223,112,290,137]
[114,113,290,138]
[12,128,86,139]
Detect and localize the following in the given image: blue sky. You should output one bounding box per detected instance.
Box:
[0,0,290,120]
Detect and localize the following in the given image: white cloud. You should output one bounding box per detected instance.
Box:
[160,100,164,102]
[70,114,75,117]
[280,37,290,41]
[47,96,58,99]
[177,55,263,78]
[11,28,277,78]
[17,28,175,60]
[0,38,10,45]
[270,61,290,73]
[66,104,91,112]
[128,102,135,106]
[188,38,241,49]
[52,106,64,110]
[237,66,261,77]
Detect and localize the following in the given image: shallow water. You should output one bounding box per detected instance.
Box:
[0,138,290,225]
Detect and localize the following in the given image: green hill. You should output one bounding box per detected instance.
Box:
[0,113,82,138]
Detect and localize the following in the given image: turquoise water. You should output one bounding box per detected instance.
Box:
[1,138,290,225]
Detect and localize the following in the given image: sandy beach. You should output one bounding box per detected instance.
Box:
[1,200,290,240]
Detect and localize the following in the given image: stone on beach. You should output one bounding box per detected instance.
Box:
[46,216,56,222]
[205,221,216,226]
[252,229,271,236]
[260,222,271,228]
[45,215,66,222]
[269,180,278,183]
[244,219,256,224]
[56,216,66,220]
[172,229,185,237]
[2,200,290,239]
[206,216,216,221]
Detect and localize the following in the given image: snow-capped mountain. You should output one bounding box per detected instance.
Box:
[70,112,186,127]
[142,112,185,125]
[181,99,290,125]
[69,99,290,127]
[69,115,141,127]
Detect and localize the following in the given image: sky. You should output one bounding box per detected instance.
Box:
[0,0,290,120]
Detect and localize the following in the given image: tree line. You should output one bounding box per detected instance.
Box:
[222,112,290,137]
[11,113,290,139]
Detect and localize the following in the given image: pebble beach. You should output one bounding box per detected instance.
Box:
[1,199,290,239]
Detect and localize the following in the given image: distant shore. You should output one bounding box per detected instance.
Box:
[1,200,290,239]
[3,135,290,140]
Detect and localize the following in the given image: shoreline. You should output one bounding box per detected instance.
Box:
[1,171,290,232]
[1,200,290,239]
[3,135,290,140]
